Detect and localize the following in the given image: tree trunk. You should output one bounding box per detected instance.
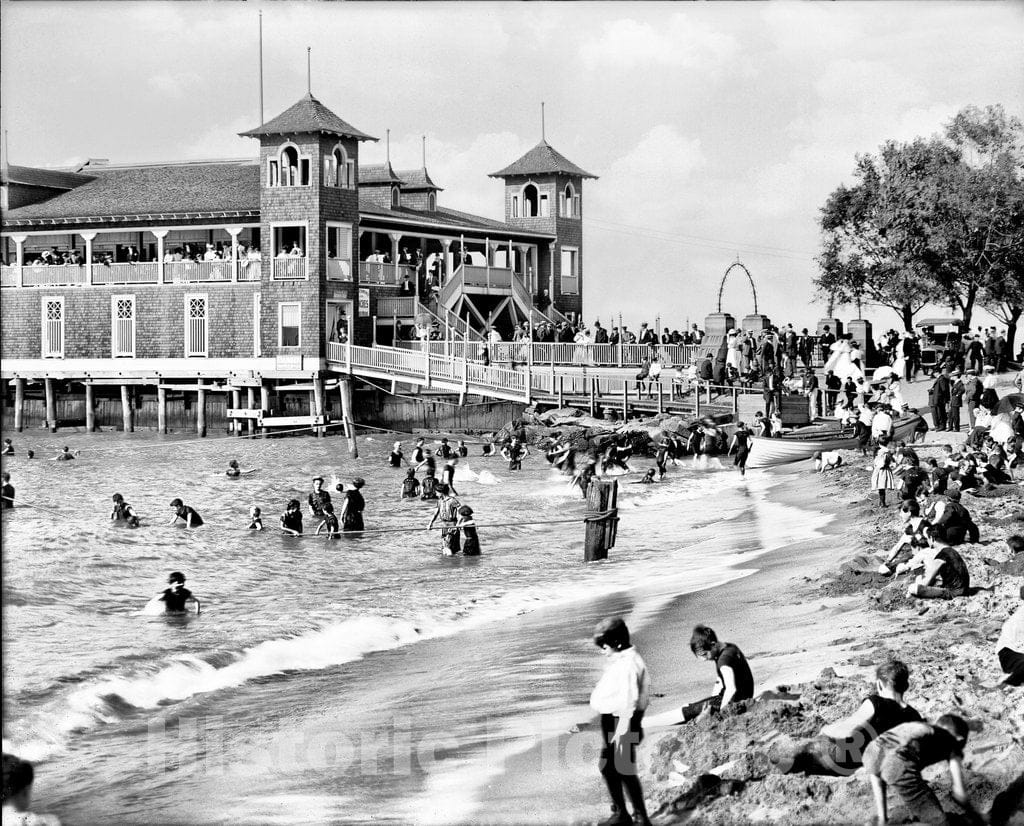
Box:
[901,304,915,332]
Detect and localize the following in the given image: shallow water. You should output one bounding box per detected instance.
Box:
[1,432,822,824]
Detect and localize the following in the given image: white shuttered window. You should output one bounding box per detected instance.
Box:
[111,295,136,357]
[42,297,65,358]
[185,294,208,357]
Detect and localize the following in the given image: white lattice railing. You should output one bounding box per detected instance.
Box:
[273,258,307,281]
[376,297,417,317]
[21,265,89,287]
[359,260,394,285]
[91,262,160,285]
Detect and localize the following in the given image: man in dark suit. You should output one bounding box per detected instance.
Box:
[930,368,951,431]
[902,333,917,381]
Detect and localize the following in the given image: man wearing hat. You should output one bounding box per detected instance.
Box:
[963,368,982,429]
[948,369,964,433]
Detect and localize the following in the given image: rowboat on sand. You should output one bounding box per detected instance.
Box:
[746,414,924,468]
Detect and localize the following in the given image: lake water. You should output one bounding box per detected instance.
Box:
[1,430,822,824]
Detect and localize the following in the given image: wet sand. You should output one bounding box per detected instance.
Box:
[474,454,1024,825]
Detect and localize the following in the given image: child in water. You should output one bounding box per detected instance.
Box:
[226,460,241,478]
[441,457,459,494]
[248,506,264,530]
[280,499,303,535]
[420,468,438,500]
[637,468,657,484]
[457,439,469,458]
[389,441,404,468]
[110,493,140,527]
[401,468,421,499]
[316,502,340,539]
[457,505,480,556]
[481,442,497,457]
[168,498,203,528]
[1,438,13,455]
[55,446,75,461]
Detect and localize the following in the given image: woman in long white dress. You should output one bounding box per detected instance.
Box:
[726,329,742,373]
[823,338,864,383]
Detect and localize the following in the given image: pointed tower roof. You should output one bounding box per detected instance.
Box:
[240,93,377,142]
[489,140,596,179]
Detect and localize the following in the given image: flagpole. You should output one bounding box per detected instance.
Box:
[258,11,264,124]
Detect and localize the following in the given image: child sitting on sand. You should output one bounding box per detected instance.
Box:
[774,659,921,776]
[862,715,980,826]
[906,526,971,600]
[812,450,843,473]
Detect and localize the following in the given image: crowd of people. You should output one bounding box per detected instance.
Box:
[14,242,263,268]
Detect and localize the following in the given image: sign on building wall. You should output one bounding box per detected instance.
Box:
[358,288,370,317]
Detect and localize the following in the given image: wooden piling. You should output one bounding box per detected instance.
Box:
[13,378,24,432]
[584,478,619,562]
[312,375,325,438]
[231,389,241,435]
[557,375,564,408]
[259,384,270,437]
[44,378,57,433]
[589,377,596,416]
[246,387,255,436]
[621,382,628,419]
[85,383,95,432]
[196,380,207,437]
[120,384,133,433]
[157,386,167,434]
[339,378,358,458]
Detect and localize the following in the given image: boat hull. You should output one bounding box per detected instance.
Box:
[746,415,924,468]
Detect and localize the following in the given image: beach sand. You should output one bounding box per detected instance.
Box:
[474,448,1024,824]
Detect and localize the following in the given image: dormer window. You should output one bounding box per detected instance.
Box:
[269,143,310,187]
[523,184,538,217]
[391,186,400,209]
[428,191,436,211]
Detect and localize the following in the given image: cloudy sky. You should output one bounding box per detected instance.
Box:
[2,2,1021,333]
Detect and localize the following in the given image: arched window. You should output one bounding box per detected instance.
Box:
[281,146,299,187]
[391,186,400,208]
[562,183,577,217]
[523,184,538,217]
[333,146,347,187]
[428,192,436,211]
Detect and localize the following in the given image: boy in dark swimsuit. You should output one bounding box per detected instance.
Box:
[55,446,75,461]
[389,442,404,468]
[401,468,421,499]
[110,493,140,527]
[168,498,203,528]
[280,499,303,535]
[248,506,263,530]
[225,460,241,478]
[677,625,754,723]
[158,572,201,614]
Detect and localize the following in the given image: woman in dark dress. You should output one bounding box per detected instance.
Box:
[338,477,366,532]
[457,505,480,556]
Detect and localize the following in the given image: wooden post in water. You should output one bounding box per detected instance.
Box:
[246,388,255,436]
[13,378,24,432]
[196,380,207,437]
[120,384,133,433]
[312,375,325,438]
[231,389,241,435]
[657,383,663,414]
[584,478,619,562]
[621,381,628,419]
[44,378,57,433]
[339,378,358,458]
[260,384,270,437]
[557,375,564,408]
[589,377,596,416]
[85,384,95,432]
[157,387,167,434]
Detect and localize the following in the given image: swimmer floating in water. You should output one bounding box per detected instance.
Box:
[225,460,241,478]
[157,571,201,614]
[168,498,204,528]
[247,506,263,530]
[54,446,75,461]
[110,493,140,527]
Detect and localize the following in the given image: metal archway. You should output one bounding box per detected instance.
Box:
[716,261,758,315]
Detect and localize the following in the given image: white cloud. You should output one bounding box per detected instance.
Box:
[579,14,738,71]
[147,71,202,99]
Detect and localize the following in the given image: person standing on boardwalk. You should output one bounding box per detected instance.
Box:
[428,483,461,555]
[589,617,652,826]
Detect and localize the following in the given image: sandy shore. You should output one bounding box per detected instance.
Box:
[472,429,1022,825]
[640,451,1024,825]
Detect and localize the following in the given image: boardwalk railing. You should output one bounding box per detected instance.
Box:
[393,340,702,369]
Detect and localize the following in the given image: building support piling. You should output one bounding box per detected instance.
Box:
[157,387,167,434]
[85,384,95,432]
[196,380,207,438]
[13,378,24,432]
[120,384,133,433]
[44,378,57,433]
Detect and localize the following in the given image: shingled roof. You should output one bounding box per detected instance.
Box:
[396,168,442,191]
[240,93,377,142]
[2,164,96,190]
[358,163,405,185]
[489,140,596,179]
[3,161,260,224]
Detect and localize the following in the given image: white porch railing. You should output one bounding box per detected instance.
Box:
[360,260,394,285]
[377,297,417,317]
[92,262,160,285]
[21,265,88,287]
[461,265,513,290]
[0,266,19,287]
[273,258,307,280]
[237,258,262,282]
[327,258,353,281]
